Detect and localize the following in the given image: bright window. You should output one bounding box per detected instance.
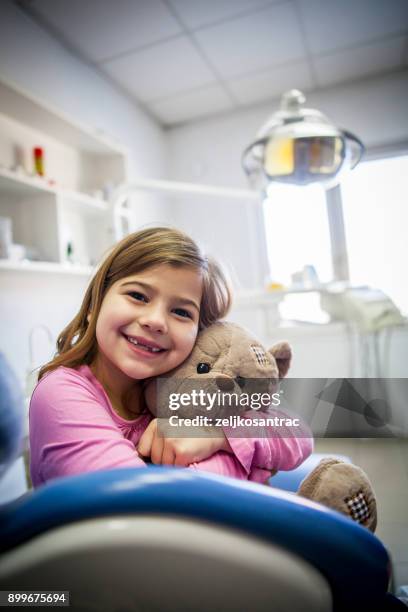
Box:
[262,183,333,287]
[341,155,408,314]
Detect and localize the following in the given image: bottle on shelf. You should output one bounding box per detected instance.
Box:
[66,241,74,264]
[33,147,44,177]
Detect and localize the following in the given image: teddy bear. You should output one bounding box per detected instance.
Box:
[145,320,290,412]
[144,321,377,532]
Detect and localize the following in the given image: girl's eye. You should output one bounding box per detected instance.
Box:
[197,363,211,374]
[128,291,148,302]
[173,308,192,319]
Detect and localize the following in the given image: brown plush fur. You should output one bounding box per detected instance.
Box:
[298,458,377,532]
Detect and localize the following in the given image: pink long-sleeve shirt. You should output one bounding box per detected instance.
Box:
[29,365,313,487]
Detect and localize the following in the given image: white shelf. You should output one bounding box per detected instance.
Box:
[0,259,94,276]
[234,285,332,307]
[119,178,259,201]
[273,320,349,336]
[60,189,108,212]
[0,166,55,196]
[0,167,109,212]
[0,78,127,278]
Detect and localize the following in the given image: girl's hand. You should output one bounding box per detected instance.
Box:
[137,418,232,466]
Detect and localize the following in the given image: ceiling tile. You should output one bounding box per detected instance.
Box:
[29,0,182,63]
[149,84,233,125]
[102,36,217,102]
[314,37,406,88]
[193,3,306,78]
[168,0,278,30]
[227,60,314,105]
[298,0,408,55]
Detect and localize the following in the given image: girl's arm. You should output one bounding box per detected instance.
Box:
[143,378,312,477]
[137,410,312,480]
[29,368,146,487]
[221,408,314,478]
[185,409,312,482]
[195,419,311,482]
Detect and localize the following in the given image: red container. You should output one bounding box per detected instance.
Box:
[33,147,44,176]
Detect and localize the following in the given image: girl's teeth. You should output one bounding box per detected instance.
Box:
[127,336,161,352]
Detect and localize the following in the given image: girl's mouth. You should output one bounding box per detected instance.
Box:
[123,334,166,354]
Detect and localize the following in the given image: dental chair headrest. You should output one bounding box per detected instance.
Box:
[0,353,24,478]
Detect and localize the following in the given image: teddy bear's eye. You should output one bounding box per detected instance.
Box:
[197,363,211,374]
[236,376,246,388]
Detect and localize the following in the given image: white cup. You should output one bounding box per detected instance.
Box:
[9,243,26,262]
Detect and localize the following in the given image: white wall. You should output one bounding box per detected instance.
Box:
[0,0,170,388]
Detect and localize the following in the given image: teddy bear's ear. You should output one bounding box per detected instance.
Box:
[269,342,292,379]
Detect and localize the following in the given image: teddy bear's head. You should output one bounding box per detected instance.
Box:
[145,321,292,417]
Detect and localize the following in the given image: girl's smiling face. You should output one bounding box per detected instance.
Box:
[91,264,202,396]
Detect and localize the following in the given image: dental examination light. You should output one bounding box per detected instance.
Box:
[242,89,364,191]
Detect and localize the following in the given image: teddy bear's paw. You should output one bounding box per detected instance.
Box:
[297,458,377,533]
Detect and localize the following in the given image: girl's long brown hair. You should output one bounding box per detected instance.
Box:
[38,227,232,380]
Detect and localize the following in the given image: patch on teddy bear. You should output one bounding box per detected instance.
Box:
[345,490,371,524]
[250,345,268,366]
[297,458,377,532]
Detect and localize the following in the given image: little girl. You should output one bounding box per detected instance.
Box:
[29,227,313,487]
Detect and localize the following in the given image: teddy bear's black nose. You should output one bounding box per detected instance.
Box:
[216,376,235,391]
[236,376,246,388]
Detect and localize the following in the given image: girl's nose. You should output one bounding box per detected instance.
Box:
[139,305,168,334]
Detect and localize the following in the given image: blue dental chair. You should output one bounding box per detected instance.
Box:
[0,354,401,612]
